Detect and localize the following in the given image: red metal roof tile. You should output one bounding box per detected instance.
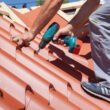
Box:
[0,33,79,109]
[0,17,22,35]
[13,21,29,33]
[11,8,29,27]
[49,90,80,110]
[16,50,70,96]
[1,7,110,110]
[0,16,12,32]
[0,48,52,100]
[0,98,16,110]
[26,91,53,110]
[0,89,24,109]
[0,66,31,106]
[0,86,51,110]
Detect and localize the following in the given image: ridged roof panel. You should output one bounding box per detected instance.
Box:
[0,6,110,110]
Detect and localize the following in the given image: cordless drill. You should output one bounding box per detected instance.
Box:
[36,22,60,53]
[36,22,80,54]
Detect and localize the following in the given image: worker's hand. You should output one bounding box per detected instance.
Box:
[53,24,74,42]
[12,31,34,48]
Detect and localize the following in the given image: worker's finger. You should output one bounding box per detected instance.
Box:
[54,30,74,41]
[58,39,64,45]
[17,39,23,45]
[53,30,61,41]
[12,37,20,42]
[68,31,74,36]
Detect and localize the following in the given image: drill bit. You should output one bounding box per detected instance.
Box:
[34,48,40,54]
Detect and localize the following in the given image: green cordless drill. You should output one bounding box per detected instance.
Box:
[36,22,79,54]
[36,22,60,53]
[61,35,77,53]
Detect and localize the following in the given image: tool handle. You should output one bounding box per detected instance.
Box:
[39,22,60,49]
[43,22,60,41]
[61,35,77,53]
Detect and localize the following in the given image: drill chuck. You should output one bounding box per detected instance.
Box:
[39,39,48,49]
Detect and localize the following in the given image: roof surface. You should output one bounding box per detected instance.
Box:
[0,4,110,110]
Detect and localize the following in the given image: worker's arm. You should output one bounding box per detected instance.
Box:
[30,0,63,38]
[70,0,100,32]
[54,0,100,39]
[12,0,63,46]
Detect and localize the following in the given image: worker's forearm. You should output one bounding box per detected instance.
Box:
[69,0,100,32]
[30,0,63,40]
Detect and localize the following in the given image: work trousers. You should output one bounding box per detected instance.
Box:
[89,4,110,82]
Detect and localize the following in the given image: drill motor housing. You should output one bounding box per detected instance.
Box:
[39,22,60,49]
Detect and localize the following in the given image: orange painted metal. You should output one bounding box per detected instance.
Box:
[0,34,80,109]
[11,8,30,27]
[0,25,109,110]
[0,16,12,32]
[0,98,17,110]
[16,50,70,97]
[0,89,24,109]
[0,66,52,110]
[49,89,80,110]
[0,28,103,109]
[26,91,54,110]
[0,49,52,101]
[0,68,53,110]
[0,17,22,35]
[67,87,101,110]
[14,21,29,33]
[0,33,70,97]
[0,66,32,106]
[0,8,110,110]
[0,50,77,108]
[0,34,17,57]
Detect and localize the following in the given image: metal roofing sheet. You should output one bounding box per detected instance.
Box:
[0,6,110,110]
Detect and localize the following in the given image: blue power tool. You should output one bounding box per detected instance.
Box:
[36,22,60,53]
[36,22,78,53]
[61,35,77,53]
